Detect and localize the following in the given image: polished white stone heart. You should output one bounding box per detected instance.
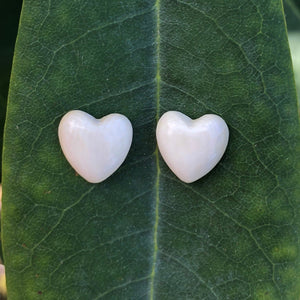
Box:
[58,110,133,183]
[156,111,229,183]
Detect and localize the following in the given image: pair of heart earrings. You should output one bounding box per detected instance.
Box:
[58,110,229,184]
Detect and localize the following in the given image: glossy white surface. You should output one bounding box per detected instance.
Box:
[58,110,132,183]
[156,111,229,183]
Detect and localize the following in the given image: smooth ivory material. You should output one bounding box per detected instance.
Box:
[58,110,133,183]
[156,112,229,183]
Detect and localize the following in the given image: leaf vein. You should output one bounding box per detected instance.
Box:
[160,250,219,299]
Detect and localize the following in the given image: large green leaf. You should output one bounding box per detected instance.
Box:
[2,0,300,299]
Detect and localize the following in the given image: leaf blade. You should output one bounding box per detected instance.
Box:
[2,0,300,299]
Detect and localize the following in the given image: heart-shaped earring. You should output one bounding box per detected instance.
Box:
[58,110,133,183]
[156,111,229,183]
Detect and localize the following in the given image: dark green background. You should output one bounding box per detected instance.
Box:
[0,0,23,181]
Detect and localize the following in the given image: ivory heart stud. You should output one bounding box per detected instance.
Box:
[156,111,229,183]
[58,110,133,183]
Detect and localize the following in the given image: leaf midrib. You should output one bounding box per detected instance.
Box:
[150,0,161,298]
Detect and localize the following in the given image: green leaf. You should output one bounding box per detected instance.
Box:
[2,0,300,299]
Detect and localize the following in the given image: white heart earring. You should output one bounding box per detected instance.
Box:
[156,111,229,183]
[58,110,133,183]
